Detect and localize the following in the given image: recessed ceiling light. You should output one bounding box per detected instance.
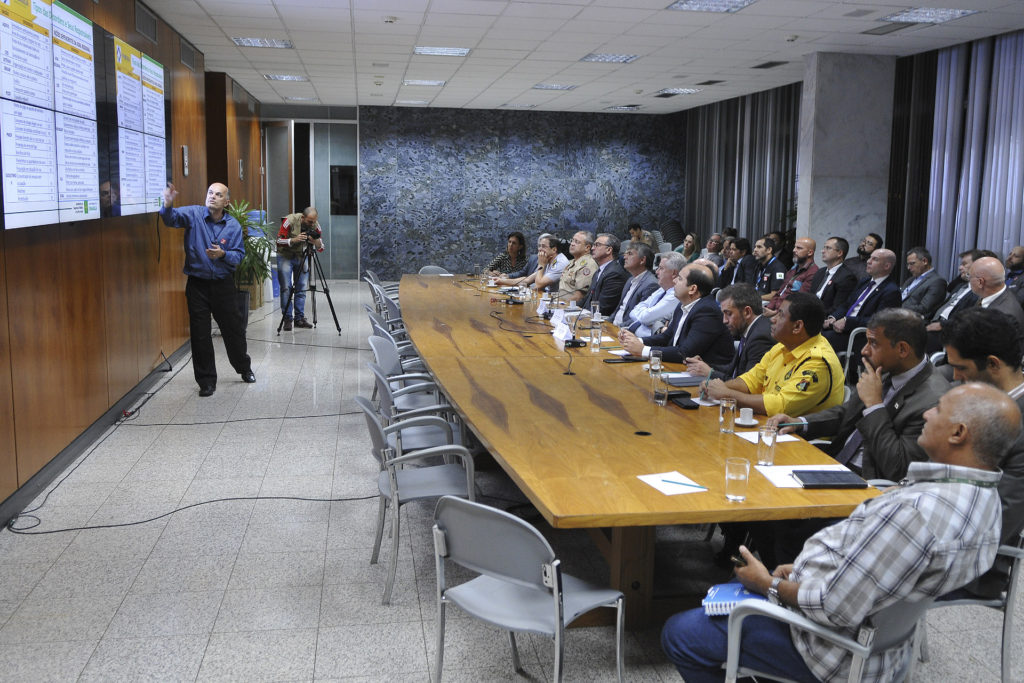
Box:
[863,22,916,35]
[655,87,701,95]
[414,46,471,57]
[284,96,317,101]
[697,79,724,85]
[881,7,978,23]
[582,53,638,64]
[502,103,536,109]
[605,104,641,111]
[666,0,757,13]
[264,74,309,81]
[403,79,446,87]
[372,62,390,68]
[751,61,787,69]
[231,37,293,48]
[532,83,577,91]
[396,100,429,105]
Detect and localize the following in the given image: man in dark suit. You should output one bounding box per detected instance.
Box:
[822,248,901,353]
[969,256,1024,327]
[808,236,858,312]
[729,237,757,286]
[685,283,774,380]
[771,308,948,481]
[901,247,946,318]
[752,236,787,297]
[941,308,1024,598]
[843,232,883,282]
[580,232,628,316]
[618,263,734,366]
[925,249,982,353]
[610,243,659,327]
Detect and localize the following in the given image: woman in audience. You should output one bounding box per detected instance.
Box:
[486,231,527,275]
[674,232,699,262]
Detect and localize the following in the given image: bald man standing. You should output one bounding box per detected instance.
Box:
[969,256,1024,327]
[161,182,255,397]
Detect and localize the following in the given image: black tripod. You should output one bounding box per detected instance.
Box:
[277,238,342,335]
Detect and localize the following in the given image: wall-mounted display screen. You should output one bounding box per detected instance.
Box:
[0,0,169,229]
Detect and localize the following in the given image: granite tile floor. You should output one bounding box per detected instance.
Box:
[0,279,1016,681]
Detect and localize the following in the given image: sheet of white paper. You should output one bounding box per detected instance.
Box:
[693,397,720,406]
[733,431,801,444]
[638,471,707,495]
[550,309,565,326]
[607,349,630,356]
[536,299,548,315]
[600,336,616,342]
[755,464,851,488]
[438,273,454,277]
[552,322,572,341]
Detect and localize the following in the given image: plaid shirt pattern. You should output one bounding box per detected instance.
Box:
[791,461,1002,682]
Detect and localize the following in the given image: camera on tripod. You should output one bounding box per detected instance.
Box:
[301,224,322,240]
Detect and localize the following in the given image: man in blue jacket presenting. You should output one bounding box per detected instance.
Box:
[161,182,255,397]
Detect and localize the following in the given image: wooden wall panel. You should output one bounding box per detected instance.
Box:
[0,230,17,499]
[207,73,263,208]
[0,0,216,489]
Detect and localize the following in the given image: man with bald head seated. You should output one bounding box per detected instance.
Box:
[822,248,901,353]
[764,237,818,318]
[662,382,1018,683]
[619,263,734,366]
[968,256,1024,326]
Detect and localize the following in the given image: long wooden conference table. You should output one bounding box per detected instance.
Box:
[400,275,876,626]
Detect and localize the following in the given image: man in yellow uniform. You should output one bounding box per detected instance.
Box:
[705,292,843,416]
[558,231,598,305]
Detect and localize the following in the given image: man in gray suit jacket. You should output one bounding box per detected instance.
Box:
[941,308,1024,598]
[901,247,946,318]
[609,243,659,327]
[969,256,1024,327]
[769,308,948,481]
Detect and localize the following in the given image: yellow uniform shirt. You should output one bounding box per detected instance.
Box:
[738,335,844,417]
[558,254,597,299]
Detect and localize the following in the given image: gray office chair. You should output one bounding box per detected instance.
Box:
[725,597,933,683]
[432,496,624,682]
[920,533,1024,682]
[367,361,445,418]
[354,396,474,605]
[839,326,868,383]
[418,265,450,275]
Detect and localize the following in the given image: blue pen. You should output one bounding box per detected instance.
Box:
[662,479,707,490]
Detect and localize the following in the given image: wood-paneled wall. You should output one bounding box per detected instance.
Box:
[0,0,235,501]
[206,73,263,208]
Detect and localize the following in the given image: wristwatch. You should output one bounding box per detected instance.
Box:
[767,577,783,605]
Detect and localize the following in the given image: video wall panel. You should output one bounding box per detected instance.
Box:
[0,0,170,229]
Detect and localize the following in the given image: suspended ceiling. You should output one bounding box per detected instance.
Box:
[143,0,1024,113]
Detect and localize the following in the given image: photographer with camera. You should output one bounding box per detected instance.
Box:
[277,207,325,330]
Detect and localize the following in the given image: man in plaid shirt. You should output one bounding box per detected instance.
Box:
[662,382,1019,682]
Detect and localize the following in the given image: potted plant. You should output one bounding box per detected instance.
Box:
[226,199,274,323]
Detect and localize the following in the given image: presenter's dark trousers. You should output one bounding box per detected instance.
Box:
[186,275,252,388]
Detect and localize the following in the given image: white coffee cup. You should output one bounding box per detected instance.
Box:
[739,407,754,423]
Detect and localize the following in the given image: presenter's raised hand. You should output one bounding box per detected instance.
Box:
[162,182,178,207]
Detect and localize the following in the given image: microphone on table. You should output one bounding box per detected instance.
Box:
[564,303,590,348]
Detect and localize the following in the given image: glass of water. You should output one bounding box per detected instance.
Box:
[590,318,602,353]
[649,350,663,375]
[719,398,737,434]
[725,457,749,502]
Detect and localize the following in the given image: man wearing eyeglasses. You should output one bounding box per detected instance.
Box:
[703,233,725,267]
[581,233,628,316]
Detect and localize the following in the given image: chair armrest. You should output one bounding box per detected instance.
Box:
[867,479,898,490]
[388,371,434,384]
[391,404,453,421]
[391,381,440,397]
[725,600,869,682]
[383,414,454,442]
[997,543,1024,560]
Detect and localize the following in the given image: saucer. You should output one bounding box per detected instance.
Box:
[734,418,759,427]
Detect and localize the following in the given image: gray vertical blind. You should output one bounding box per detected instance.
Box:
[927,30,1024,275]
[683,83,801,239]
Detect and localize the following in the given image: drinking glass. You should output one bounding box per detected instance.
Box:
[725,457,749,502]
[756,425,777,466]
[719,398,737,434]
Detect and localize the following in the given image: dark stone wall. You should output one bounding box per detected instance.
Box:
[359,106,686,279]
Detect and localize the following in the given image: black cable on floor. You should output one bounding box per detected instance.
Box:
[120,410,361,427]
[5,493,379,534]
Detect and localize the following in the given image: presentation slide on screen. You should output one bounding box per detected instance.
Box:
[0,1,167,229]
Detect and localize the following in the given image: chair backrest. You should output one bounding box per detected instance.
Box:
[658,241,673,253]
[419,265,450,275]
[354,395,389,465]
[864,597,936,653]
[368,334,403,377]
[434,496,556,591]
[842,327,868,380]
[366,362,399,422]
